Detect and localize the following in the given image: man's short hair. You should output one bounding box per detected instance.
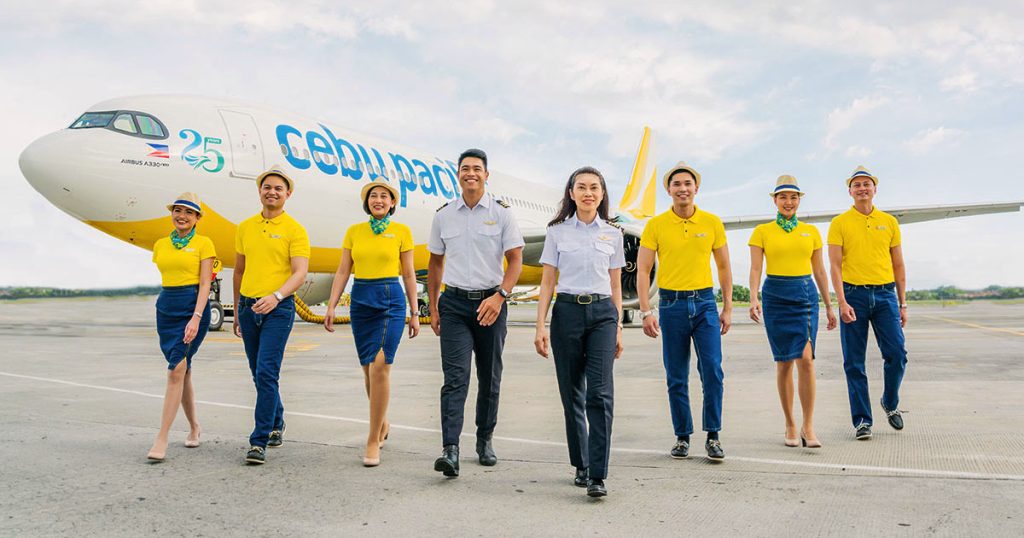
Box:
[458,148,488,171]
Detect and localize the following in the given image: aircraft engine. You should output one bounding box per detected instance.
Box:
[620,229,657,310]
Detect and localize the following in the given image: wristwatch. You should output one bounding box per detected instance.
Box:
[639,309,655,320]
[498,288,510,299]
[273,291,284,301]
[899,304,908,309]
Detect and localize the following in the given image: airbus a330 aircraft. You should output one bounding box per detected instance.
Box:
[18,95,1023,326]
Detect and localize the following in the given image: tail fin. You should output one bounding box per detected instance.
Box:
[617,127,658,220]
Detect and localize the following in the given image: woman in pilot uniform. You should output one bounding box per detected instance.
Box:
[748,176,837,448]
[534,166,625,498]
[325,179,420,467]
[147,192,215,461]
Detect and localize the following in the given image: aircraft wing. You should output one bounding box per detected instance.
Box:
[722,201,1024,230]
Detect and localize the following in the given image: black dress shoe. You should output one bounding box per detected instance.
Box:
[587,478,607,497]
[476,437,497,466]
[855,423,872,440]
[574,468,589,487]
[882,399,904,430]
[434,444,459,477]
[670,439,690,459]
[705,439,725,460]
[267,421,286,448]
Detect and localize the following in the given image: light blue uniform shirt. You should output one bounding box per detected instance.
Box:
[428,193,525,290]
[539,214,625,296]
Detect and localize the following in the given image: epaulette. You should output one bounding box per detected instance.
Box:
[496,198,510,209]
[436,201,453,213]
[606,219,623,231]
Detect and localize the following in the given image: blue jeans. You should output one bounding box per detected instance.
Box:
[840,283,908,428]
[659,288,724,436]
[238,295,295,447]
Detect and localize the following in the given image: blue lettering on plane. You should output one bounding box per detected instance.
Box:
[275,122,460,207]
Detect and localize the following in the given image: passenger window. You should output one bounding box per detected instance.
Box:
[112,113,137,134]
[135,115,165,137]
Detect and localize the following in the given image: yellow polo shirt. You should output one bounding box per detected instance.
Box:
[235,211,310,298]
[640,206,727,290]
[827,206,901,285]
[343,221,414,279]
[152,234,217,287]
[748,222,822,277]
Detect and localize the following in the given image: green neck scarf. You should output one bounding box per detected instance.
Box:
[369,215,391,235]
[775,212,798,233]
[170,228,196,249]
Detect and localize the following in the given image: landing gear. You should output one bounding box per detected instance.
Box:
[622,309,634,325]
[208,277,232,331]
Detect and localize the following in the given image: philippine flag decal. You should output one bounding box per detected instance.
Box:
[146,143,170,159]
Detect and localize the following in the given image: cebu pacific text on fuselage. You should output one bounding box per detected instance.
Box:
[276,122,461,207]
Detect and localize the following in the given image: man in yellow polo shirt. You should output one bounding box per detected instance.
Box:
[233,166,310,464]
[636,161,733,460]
[828,165,908,441]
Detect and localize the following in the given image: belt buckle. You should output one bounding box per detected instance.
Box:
[577,294,593,305]
[468,291,483,300]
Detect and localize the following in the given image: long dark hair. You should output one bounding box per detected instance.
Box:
[548,166,613,227]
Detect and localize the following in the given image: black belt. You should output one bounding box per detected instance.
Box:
[445,286,500,300]
[557,293,610,304]
[659,287,713,299]
[843,282,895,290]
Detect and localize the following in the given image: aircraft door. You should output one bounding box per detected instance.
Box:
[219,110,265,179]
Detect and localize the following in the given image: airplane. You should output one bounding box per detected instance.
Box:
[18,94,1024,327]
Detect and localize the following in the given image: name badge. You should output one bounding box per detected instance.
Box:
[876,226,887,231]
[383,233,395,238]
[695,233,707,238]
[269,234,282,239]
[184,248,195,252]
[801,233,810,237]
[597,234,611,241]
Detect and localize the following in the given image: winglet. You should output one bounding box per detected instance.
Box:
[617,127,658,219]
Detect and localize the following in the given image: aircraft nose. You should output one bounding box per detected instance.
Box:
[19,130,94,220]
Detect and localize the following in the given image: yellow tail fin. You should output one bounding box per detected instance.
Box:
[618,127,658,219]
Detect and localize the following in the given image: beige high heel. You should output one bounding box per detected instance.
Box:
[800,430,822,448]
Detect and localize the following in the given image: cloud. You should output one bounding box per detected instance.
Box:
[904,127,964,155]
[844,145,873,159]
[823,96,889,153]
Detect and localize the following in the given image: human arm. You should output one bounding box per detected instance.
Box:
[401,249,420,338]
[324,249,354,333]
[713,245,733,335]
[232,254,245,337]
[533,264,557,358]
[637,246,659,338]
[828,244,855,323]
[748,245,763,323]
[477,246,523,326]
[427,253,444,336]
[811,248,837,330]
[891,245,907,327]
[184,257,214,344]
[610,267,623,359]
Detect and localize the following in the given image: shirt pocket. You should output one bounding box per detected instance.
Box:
[557,241,582,254]
[440,226,462,240]
[477,224,501,238]
[594,240,615,256]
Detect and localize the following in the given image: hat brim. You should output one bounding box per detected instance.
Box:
[770,189,805,197]
[663,165,702,188]
[360,182,401,208]
[167,201,203,214]
[256,170,294,191]
[845,174,878,187]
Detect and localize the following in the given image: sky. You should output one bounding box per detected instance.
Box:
[1,1,1022,289]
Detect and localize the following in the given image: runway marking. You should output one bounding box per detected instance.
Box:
[922,315,1024,336]
[3,370,1024,482]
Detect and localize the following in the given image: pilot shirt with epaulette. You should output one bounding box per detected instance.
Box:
[539,214,625,296]
[428,193,524,290]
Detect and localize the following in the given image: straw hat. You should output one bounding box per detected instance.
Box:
[256,165,295,191]
[770,175,804,197]
[662,161,702,188]
[845,165,878,187]
[360,179,401,215]
[167,192,203,214]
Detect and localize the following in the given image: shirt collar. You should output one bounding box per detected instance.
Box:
[456,193,491,211]
[260,211,287,224]
[569,213,603,229]
[667,205,702,224]
[849,205,877,218]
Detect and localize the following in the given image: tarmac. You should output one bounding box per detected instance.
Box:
[1,297,1022,537]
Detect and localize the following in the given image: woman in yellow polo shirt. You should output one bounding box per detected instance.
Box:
[748,176,836,448]
[325,179,420,467]
[147,192,216,461]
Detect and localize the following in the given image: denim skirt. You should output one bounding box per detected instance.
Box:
[349,277,407,365]
[155,285,211,370]
[762,275,818,362]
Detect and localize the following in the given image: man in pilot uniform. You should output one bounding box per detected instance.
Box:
[427,148,524,477]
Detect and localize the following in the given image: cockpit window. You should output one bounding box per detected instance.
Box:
[112,113,137,134]
[136,114,165,137]
[70,112,115,129]
[69,110,169,140]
